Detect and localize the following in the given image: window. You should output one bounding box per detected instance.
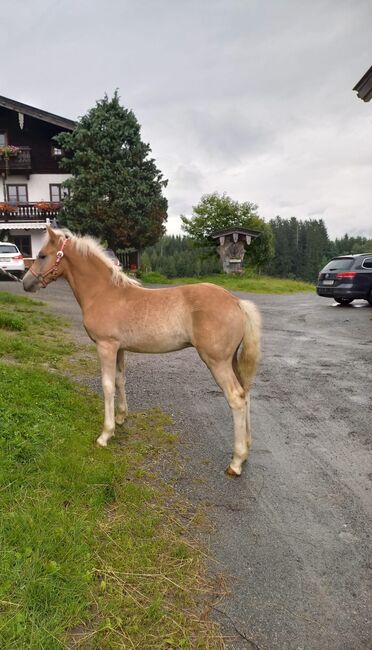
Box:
[7,184,28,204]
[322,258,354,272]
[362,257,372,269]
[51,145,62,158]
[49,184,68,202]
[0,243,18,254]
[0,131,7,146]
[12,235,32,257]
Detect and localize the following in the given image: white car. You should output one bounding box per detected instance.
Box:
[0,242,25,279]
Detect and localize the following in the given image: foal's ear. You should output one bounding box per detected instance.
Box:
[46,225,59,245]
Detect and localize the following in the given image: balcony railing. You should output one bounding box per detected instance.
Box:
[0,147,32,173]
[0,202,61,222]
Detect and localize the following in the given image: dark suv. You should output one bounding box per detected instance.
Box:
[317,253,372,305]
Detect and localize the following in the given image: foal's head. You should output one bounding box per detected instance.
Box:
[23,226,68,292]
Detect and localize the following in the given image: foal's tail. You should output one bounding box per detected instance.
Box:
[237,300,262,392]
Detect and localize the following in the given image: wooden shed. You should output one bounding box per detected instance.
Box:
[210,227,260,273]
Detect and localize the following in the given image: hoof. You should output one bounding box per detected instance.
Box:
[225,465,241,477]
[96,432,114,448]
[115,413,126,425]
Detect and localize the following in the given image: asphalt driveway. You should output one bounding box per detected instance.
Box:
[2,279,371,649]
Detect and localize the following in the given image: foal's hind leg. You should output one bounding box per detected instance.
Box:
[233,351,252,450]
[245,391,252,450]
[115,349,128,425]
[208,360,248,477]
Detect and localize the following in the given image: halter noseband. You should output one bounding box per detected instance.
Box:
[29,237,69,288]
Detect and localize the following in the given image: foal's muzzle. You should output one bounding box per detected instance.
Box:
[23,270,42,292]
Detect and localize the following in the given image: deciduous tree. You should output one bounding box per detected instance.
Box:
[181,193,273,271]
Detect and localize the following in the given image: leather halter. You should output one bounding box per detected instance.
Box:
[29,237,69,288]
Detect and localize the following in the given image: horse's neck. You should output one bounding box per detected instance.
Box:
[63,249,116,311]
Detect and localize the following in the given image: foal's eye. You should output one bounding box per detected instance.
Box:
[38,253,47,259]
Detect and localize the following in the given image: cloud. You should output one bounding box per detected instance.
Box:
[1,0,371,239]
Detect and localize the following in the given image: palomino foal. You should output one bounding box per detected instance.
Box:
[23,227,261,476]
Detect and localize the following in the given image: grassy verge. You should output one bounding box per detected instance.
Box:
[0,292,223,649]
[141,271,314,294]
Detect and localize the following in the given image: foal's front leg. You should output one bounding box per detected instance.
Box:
[115,348,128,425]
[96,341,118,447]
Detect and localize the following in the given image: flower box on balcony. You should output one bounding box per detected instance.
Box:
[0,146,31,174]
[35,201,61,211]
[0,145,20,158]
[0,202,18,213]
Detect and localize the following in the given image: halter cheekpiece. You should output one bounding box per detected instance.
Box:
[29,237,69,287]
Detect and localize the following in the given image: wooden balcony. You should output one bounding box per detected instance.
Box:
[0,202,61,223]
[0,147,32,174]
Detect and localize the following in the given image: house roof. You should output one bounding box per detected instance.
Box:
[0,95,76,130]
[210,227,261,239]
[353,66,372,102]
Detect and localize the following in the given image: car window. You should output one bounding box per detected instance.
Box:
[362,257,372,269]
[0,244,18,254]
[321,258,354,272]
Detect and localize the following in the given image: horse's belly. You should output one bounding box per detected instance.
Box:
[121,331,191,354]
[126,342,191,354]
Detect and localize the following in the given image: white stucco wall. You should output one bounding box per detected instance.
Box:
[29,229,48,257]
[0,173,70,258]
[0,174,70,202]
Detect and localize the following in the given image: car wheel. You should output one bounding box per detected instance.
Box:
[334,297,353,305]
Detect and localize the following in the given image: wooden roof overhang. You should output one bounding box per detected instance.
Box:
[353,66,372,102]
[0,95,76,130]
[210,227,261,240]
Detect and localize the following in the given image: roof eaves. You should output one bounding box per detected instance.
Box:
[353,66,372,102]
[210,227,261,238]
[0,95,76,129]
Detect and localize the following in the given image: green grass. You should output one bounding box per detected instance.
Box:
[0,292,44,306]
[0,292,98,376]
[0,291,223,649]
[141,271,314,294]
[0,312,28,331]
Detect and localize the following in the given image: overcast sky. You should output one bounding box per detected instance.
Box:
[1,0,371,238]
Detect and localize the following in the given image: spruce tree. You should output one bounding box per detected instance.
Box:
[55,92,168,251]
[267,216,332,282]
[139,251,152,272]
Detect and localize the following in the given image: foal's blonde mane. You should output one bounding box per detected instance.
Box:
[51,229,140,287]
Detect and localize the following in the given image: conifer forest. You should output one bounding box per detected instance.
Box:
[141,217,372,283]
